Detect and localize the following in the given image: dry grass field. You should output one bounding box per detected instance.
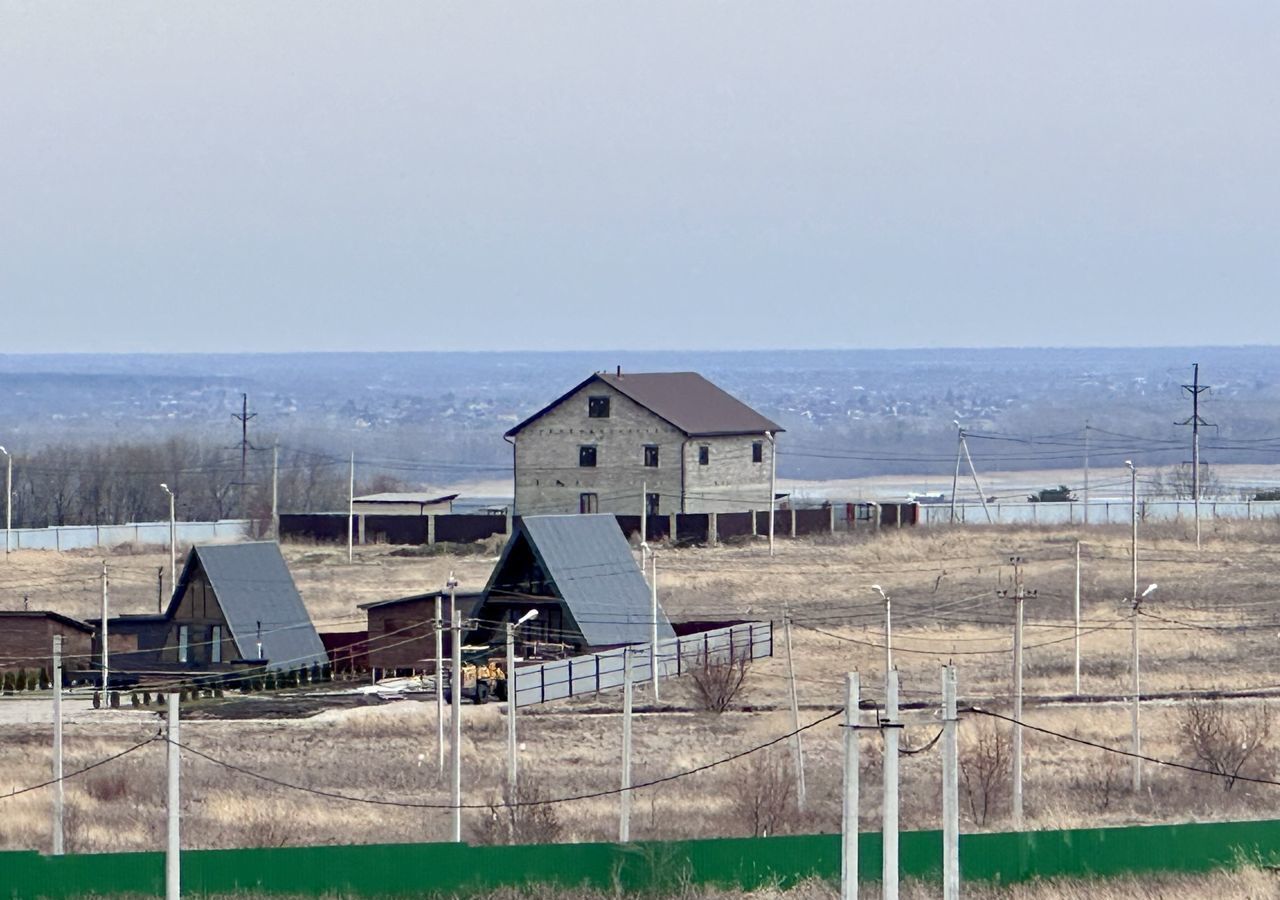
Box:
[4,518,1280,887]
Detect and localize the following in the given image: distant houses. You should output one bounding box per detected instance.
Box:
[505,370,783,516]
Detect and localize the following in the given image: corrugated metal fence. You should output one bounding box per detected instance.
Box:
[4,519,251,552]
[514,621,774,707]
[920,499,1280,526]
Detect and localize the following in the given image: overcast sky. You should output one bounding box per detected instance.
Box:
[2,3,1277,353]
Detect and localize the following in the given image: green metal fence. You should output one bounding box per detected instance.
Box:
[5,818,1280,898]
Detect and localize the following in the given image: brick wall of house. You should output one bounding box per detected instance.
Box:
[513,380,776,516]
[0,615,93,675]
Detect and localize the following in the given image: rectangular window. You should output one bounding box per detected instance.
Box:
[698,446,710,466]
[644,444,659,467]
[753,441,764,463]
[588,396,610,418]
[178,625,189,664]
[579,445,597,467]
[579,492,598,514]
[211,625,223,664]
[646,493,660,518]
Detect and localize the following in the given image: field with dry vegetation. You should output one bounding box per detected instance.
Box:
[4,518,1280,886]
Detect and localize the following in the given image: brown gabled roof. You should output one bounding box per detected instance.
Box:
[505,371,783,438]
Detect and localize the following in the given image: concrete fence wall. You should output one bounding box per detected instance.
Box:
[3,519,251,552]
[920,499,1280,527]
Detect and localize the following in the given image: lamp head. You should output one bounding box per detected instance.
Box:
[1125,460,1134,470]
[517,609,540,626]
[160,483,170,492]
[870,584,887,600]
[0,446,6,455]
[1141,583,1158,598]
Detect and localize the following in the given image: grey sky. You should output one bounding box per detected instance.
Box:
[2,3,1276,352]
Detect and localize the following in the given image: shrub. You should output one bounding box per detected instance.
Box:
[1176,699,1272,791]
[469,773,563,846]
[310,662,322,683]
[39,668,51,690]
[142,691,152,706]
[689,650,751,714]
[960,719,1011,826]
[2,672,14,695]
[16,668,28,691]
[726,749,801,837]
[130,692,140,707]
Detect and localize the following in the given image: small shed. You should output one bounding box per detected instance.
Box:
[466,514,676,655]
[352,492,459,516]
[0,612,94,682]
[154,542,328,672]
[358,590,483,675]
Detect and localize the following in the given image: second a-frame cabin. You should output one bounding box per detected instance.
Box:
[465,514,676,656]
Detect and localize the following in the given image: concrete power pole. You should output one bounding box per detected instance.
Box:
[271,443,279,541]
[841,672,859,900]
[52,635,64,856]
[942,665,959,900]
[882,669,900,900]
[166,693,181,900]
[450,606,463,842]
[782,604,807,811]
[620,647,634,843]
[435,587,447,776]
[1074,541,1082,696]
[1082,423,1090,525]
[1,445,11,557]
[506,609,538,795]
[650,553,660,702]
[347,452,355,564]
[1179,363,1212,551]
[100,562,109,694]
[1001,556,1035,830]
[767,431,777,556]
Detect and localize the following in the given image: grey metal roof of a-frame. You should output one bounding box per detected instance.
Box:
[169,542,328,671]
[490,515,675,647]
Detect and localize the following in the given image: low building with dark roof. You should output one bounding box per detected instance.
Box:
[357,590,483,675]
[352,492,459,516]
[0,611,94,681]
[464,514,676,656]
[505,370,784,516]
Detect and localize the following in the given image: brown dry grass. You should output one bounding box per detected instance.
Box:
[6,522,1280,861]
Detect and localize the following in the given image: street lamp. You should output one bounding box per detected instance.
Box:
[160,483,176,599]
[0,446,10,557]
[871,584,891,675]
[1130,581,1157,792]
[508,608,540,791]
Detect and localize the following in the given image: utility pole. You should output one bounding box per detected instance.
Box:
[1130,582,1157,793]
[949,426,963,524]
[767,431,777,556]
[1178,363,1212,551]
[959,428,993,523]
[271,443,279,541]
[1074,541,1082,696]
[450,606,463,842]
[640,479,647,569]
[782,604,807,811]
[650,552,660,702]
[941,665,959,900]
[52,635,64,856]
[232,393,257,520]
[620,647,633,843]
[506,609,538,794]
[872,585,891,676]
[100,562,109,694]
[999,556,1035,830]
[1,445,11,557]
[166,693,180,900]
[157,568,164,615]
[1127,461,1138,614]
[841,672,859,900]
[436,585,448,776]
[161,483,176,597]
[1082,423,1090,526]
[882,668,900,900]
[347,452,355,564]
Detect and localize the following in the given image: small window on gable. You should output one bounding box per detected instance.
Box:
[698,446,710,466]
[579,445,597,467]
[588,396,610,418]
[644,444,659,467]
[753,441,764,463]
[580,493,598,514]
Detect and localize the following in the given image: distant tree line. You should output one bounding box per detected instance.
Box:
[3,438,416,529]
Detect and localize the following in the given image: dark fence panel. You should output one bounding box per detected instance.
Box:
[646,516,670,542]
[615,515,642,542]
[675,513,710,543]
[434,515,508,544]
[795,508,831,535]
[279,514,350,542]
[716,511,754,539]
[363,515,429,545]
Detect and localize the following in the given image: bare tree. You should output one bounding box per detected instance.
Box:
[727,749,800,837]
[1176,699,1272,791]
[469,774,563,845]
[689,649,751,714]
[960,719,1012,826]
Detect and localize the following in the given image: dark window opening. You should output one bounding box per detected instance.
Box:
[752,441,764,463]
[646,493,660,518]
[698,446,710,466]
[580,493,598,514]
[588,396,610,418]
[579,445,597,467]
[644,444,659,467]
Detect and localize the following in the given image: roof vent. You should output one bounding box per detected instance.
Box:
[616,365,622,377]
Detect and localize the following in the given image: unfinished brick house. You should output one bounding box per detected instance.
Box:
[505,370,783,516]
[0,612,94,682]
